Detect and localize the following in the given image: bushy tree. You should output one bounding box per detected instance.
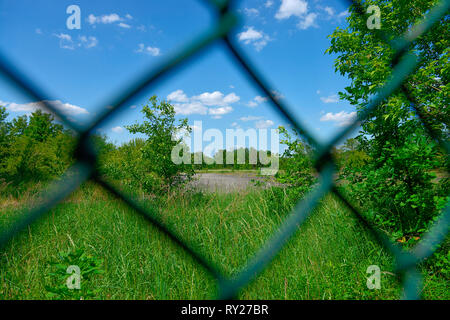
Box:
[0,107,76,192]
[124,96,193,192]
[335,138,370,170]
[326,0,449,236]
[277,126,316,195]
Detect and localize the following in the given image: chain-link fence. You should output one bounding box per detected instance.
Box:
[0,0,448,300]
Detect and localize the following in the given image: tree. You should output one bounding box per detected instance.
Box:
[0,108,75,191]
[277,126,316,194]
[125,96,193,192]
[326,0,448,236]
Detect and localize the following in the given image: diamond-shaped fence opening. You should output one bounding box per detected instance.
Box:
[0,0,448,300]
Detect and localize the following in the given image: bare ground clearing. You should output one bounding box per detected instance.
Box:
[188,172,280,193]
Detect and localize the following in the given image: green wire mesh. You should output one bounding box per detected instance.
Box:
[0,0,448,300]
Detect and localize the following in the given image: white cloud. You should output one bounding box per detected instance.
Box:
[275,0,318,30]
[55,33,74,50]
[337,10,350,18]
[254,96,268,103]
[79,36,98,48]
[88,13,123,25]
[167,90,189,103]
[246,95,268,107]
[240,116,263,121]
[297,12,317,30]
[125,13,133,20]
[136,43,161,56]
[275,0,308,20]
[322,7,349,20]
[324,6,335,16]
[238,27,263,42]
[208,106,233,118]
[320,111,356,126]
[193,91,240,107]
[237,27,271,51]
[255,119,274,129]
[118,22,131,29]
[2,100,89,116]
[167,90,239,118]
[244,8,259,16]
[173,101,208,116]
[265,1,274,8]
[55,33,97,50]
[111,126,124,133]
[320,94,339,103]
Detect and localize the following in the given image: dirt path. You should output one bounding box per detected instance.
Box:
[188,172,279,193]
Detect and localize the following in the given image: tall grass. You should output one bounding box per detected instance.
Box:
[0,182,447,299]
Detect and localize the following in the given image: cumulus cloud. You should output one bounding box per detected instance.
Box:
[324,6,335,16]
[87,13,135,29]
[275,0,308,19]
[118,22,131,29]
[321,6,349,20]
[209,106,233,118]
[136,43,161,56]
[88,13,123,25]
[79,35,98,48]
[54,33,97,50]
[193,91,239,107]
[246,95,268,107]
[320,94,339,103]
[265,1,274,8]
[111,126,124,133]
[255,119,274,129]
[167,90,188,103]
[275,0,318,30]
[237,27,271,51]
[240,116,263,121]
[244,8,259,16]
[2,100,89,116]
[54,33,75,50]
[174,102,208,116]
[337,10,350,18]
[167,90,239,118]
[320,111,356,126]
[297,12,317,30]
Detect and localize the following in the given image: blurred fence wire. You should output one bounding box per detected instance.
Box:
[0,0,448,300]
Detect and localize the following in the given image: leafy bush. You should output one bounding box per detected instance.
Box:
[0,107,75,194]
[276,126,316,195]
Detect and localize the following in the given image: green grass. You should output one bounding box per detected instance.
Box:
[0,183,448,299]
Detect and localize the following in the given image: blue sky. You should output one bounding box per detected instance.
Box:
[0,0,356,153]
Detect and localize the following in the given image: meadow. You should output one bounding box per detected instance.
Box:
[0,181,447,300]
